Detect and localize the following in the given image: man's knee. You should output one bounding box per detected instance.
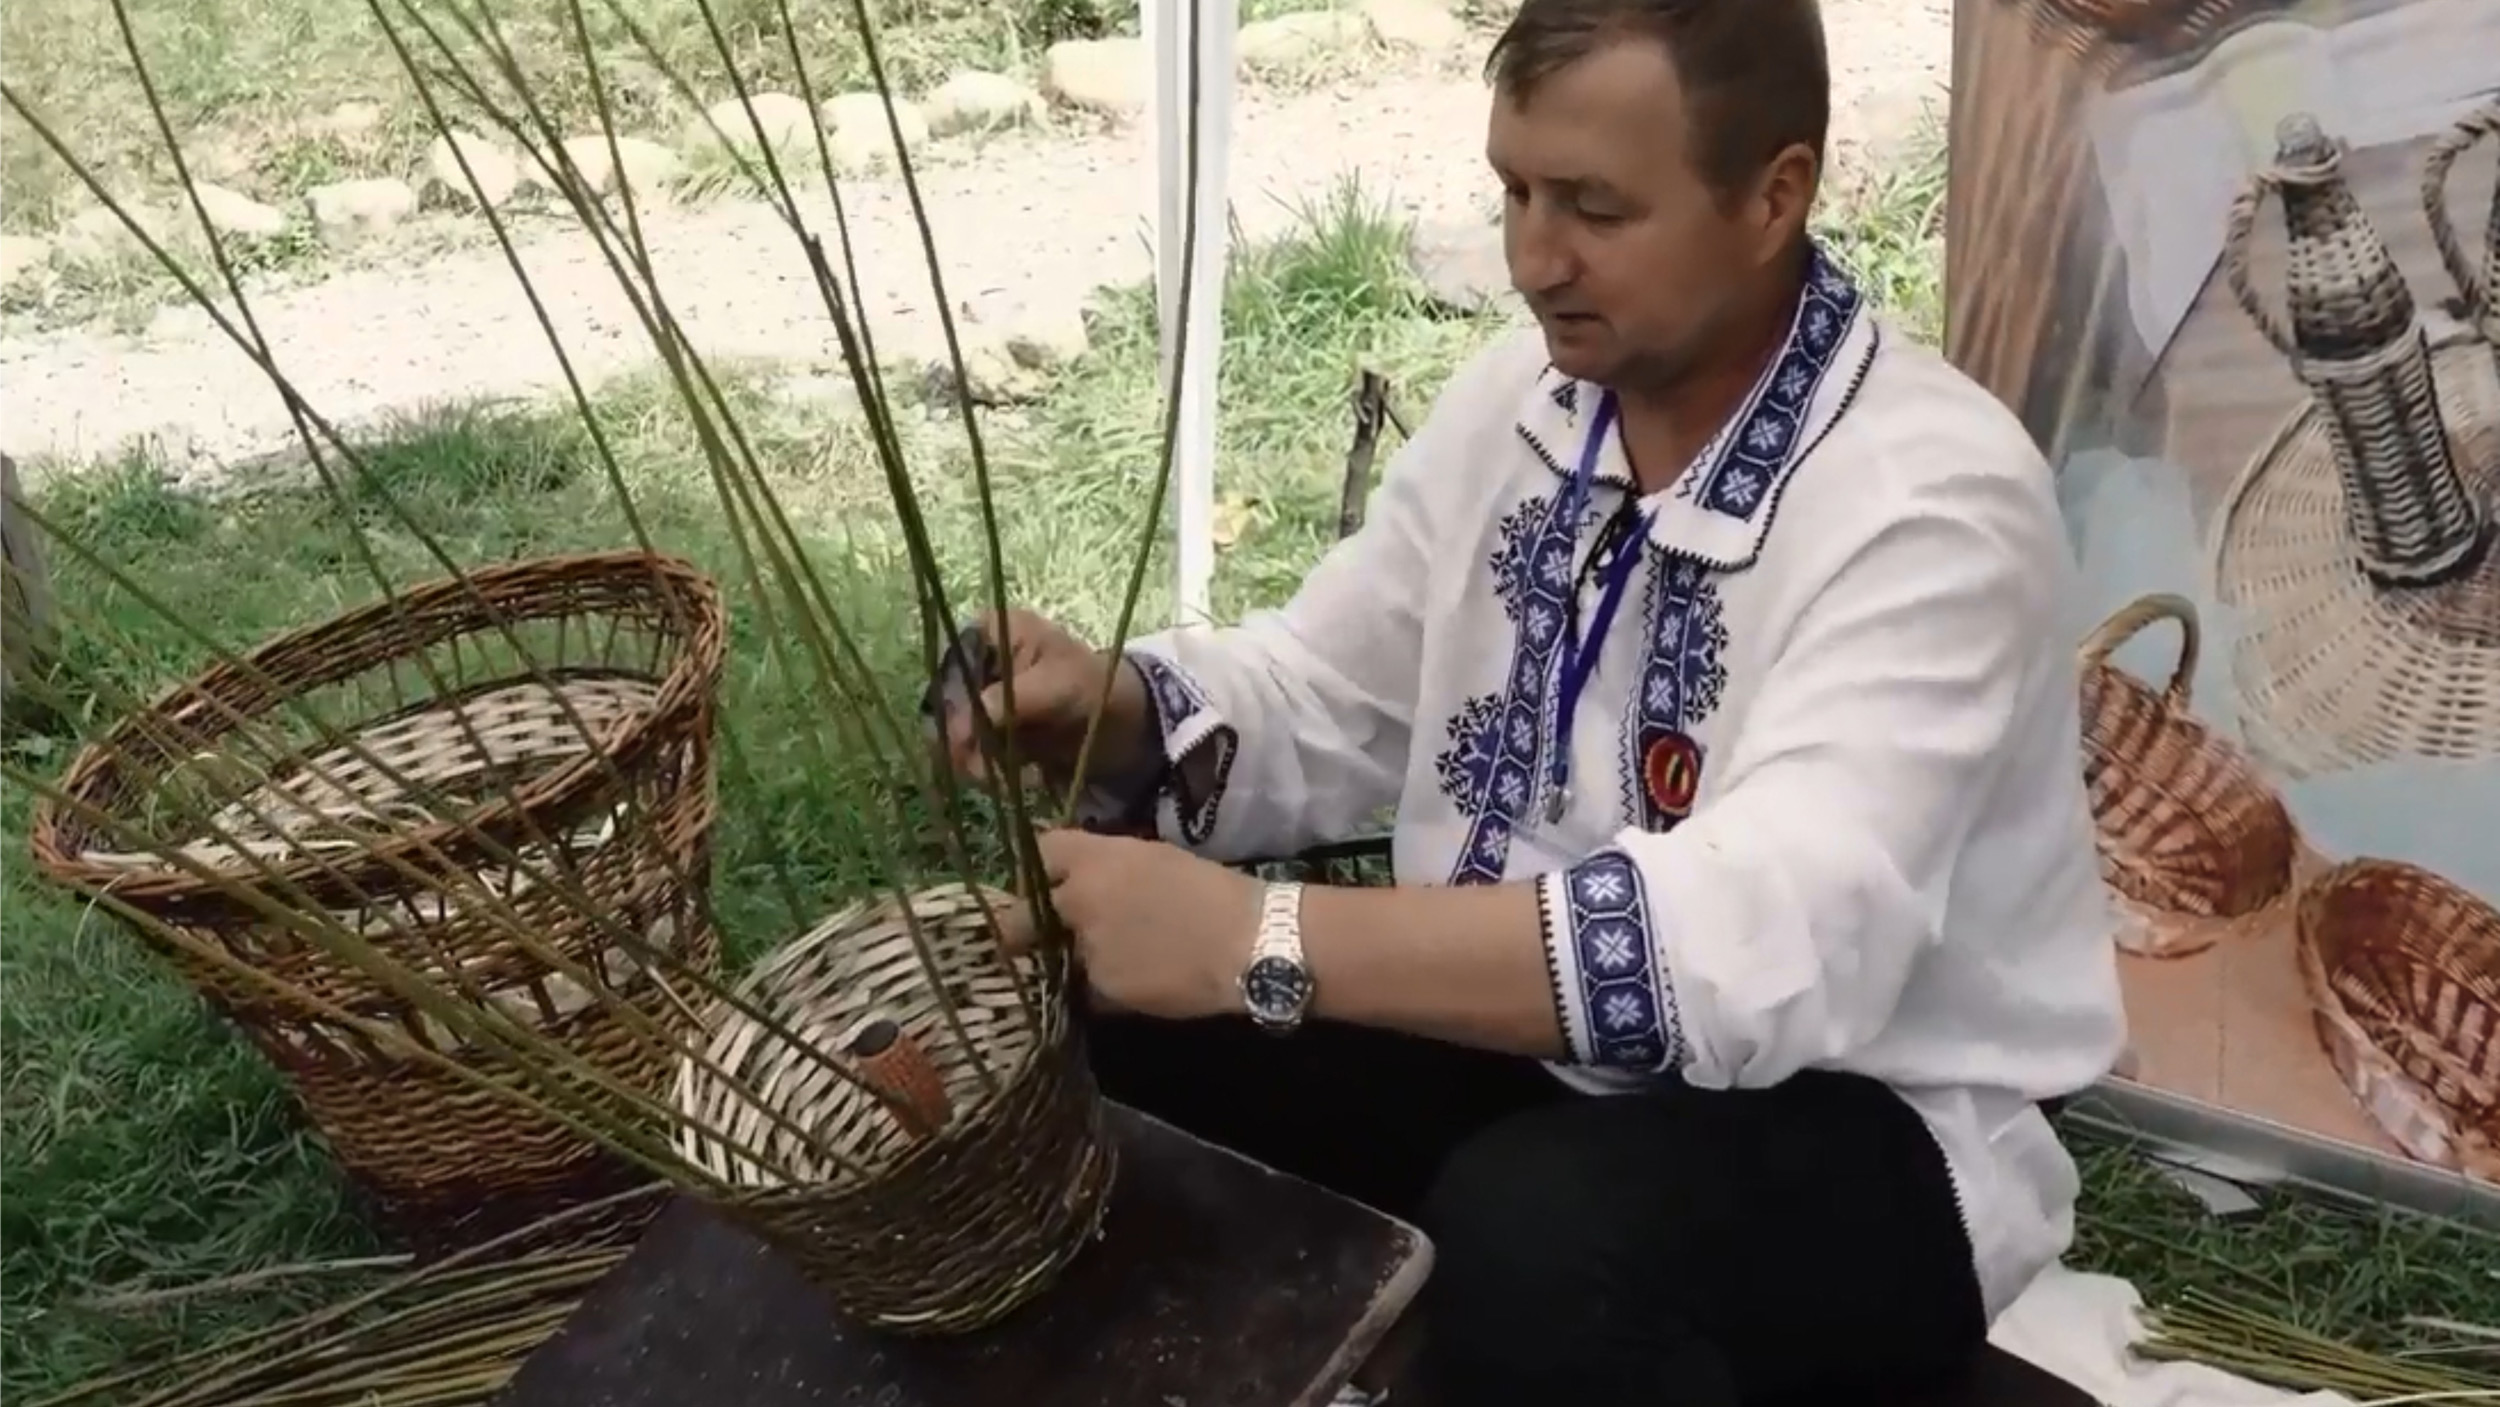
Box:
[1414,1103,1733,1403]
[1417,1105,1664,1341]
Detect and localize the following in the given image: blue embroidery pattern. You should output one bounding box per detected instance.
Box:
[1562,850,1682,1069]
[1623,557,1730,831]
[1128,652,1233,846]
[1674,248,1863,515]
[1433,693,1503,814]
[1446,489,1582,886]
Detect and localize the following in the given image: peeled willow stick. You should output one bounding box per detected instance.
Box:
[40,1186,660,1407]
[2141,1290,2500,1401]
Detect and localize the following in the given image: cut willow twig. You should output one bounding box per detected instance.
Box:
[377,0,1040,1067]
[14,0,1209,1341]
[2142,1289,2500,1401]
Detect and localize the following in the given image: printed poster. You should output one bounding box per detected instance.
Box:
[1944,0,2500,1185]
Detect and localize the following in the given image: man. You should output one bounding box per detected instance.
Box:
[946,0,2127,1401]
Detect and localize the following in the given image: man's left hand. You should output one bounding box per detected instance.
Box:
[1001,828,1263,1020]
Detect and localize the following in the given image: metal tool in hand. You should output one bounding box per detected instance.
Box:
[918,618,1140,836]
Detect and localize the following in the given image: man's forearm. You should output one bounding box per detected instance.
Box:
[1298,882,1567,1061]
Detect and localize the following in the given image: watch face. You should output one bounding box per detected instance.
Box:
[1241,954,1314,1024]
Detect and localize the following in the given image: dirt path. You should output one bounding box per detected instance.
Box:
[0,1,1951,475]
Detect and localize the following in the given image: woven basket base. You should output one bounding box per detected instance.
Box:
[2212,326,2500,778]
[2296,858,2500,1182]
[674,885,1117,1335]
[2109,841,2325,960]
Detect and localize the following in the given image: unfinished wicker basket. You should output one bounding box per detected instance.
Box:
[674,882,1114,1335]
[26,550,728,1250]
[2078,594,2299,959]
[2296,858,2500,1181]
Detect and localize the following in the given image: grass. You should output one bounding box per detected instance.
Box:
[0,0,1386,329]
[0,0,1095,236]
[2,120,2493,1403]
[0,0,1380,230]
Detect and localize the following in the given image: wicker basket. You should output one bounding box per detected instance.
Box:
[674,882,1114,1335]
[26,550,728,1249]
[2078,594,2299,958]
[2020,0,2244,80]
[2296,859,2500,1180]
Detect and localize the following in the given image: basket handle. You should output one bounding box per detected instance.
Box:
[2223,170,2299,360]
[2079,593,2201,710]
[2422,99,2498,312]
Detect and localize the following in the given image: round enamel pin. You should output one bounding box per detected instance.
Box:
[1642,732,1702,820]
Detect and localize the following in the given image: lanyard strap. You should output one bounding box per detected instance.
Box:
[1547,393,1652,820]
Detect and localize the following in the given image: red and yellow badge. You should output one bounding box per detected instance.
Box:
[1642,731,1702,821]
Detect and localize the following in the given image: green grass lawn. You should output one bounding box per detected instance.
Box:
[2,123,2494,1404]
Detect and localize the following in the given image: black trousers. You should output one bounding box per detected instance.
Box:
[1086,1011,1989,1407]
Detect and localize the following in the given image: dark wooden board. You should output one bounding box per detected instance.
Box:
[493,1102,1430,1407]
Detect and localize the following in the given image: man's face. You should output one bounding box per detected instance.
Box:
[1487,37,1777,391]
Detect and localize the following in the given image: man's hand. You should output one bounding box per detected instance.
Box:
[940,609,1158,793]
[1002,828,1263,1020]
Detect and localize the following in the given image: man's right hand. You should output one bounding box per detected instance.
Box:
[939,609,1157,793]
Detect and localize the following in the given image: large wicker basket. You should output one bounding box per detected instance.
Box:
[674,882,1114,1335]
[26,550,728,1249]
[2078,594,2299,958]
[2296,859,2500,1181]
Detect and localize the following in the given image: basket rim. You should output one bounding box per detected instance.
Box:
[24,549,726,903]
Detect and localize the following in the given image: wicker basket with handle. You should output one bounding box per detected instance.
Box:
[2078,594,2298,958]
[674,882,1114,1335]
[2296,858,2500,1180]
[26,550,728,1250]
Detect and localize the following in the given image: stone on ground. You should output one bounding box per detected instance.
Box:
[0,235,52,292]
[1236,10,1373,70]
[694,92,818,153]
[58,205,166,264]
[923,70,1045,136]
[1043,37,1149,116]
[306,178,418,239]
[192,182,291,239]
[1006,304,1091,370]
[1408,217,1515,317]
[822,92,930,174]
[550,135,685,198]
[1362,0,1468,50]
[425,130,521,210]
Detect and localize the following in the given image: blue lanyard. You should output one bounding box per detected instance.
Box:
[1546,392,1652,824]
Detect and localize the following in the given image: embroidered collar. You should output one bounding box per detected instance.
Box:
[1511,243,1879,571]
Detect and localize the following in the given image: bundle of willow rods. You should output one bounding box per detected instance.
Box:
[2141,1288,2500,1402]
[38,1188,665,1407]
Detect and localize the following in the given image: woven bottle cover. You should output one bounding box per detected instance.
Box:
[848,1017,955,1140]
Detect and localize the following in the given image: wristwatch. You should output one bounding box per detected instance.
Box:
[1239,880,1315,1034]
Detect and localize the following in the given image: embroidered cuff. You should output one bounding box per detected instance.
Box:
[1126,650,1238,848]
[1537,849,1686,1072]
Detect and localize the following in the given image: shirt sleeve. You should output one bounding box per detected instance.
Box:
[1535,467,2061,1084]
[1118,355,1504,863]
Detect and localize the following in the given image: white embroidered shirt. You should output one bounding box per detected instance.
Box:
[1125,250,2130,1320]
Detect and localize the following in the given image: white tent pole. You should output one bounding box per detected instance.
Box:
[1147,0,1235,628]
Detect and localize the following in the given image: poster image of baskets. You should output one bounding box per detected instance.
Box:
[1949,0,2500,1190]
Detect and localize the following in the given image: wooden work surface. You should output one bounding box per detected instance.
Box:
[492,1102,1431,1407]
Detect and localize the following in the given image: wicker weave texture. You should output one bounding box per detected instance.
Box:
[26,551,729,1244]
[2077,594,2299,959]
[674,883,1114,1335]
[2226,114,2489,587]
[2422,97,2500,383]
[2297,858,2500,1180]
[2213,325,2500,776]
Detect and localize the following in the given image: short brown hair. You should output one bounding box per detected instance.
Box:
[1485,0,1831,198]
